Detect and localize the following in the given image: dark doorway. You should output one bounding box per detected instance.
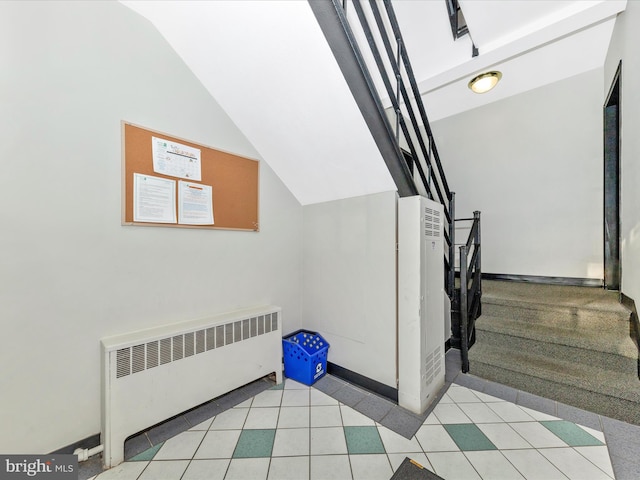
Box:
[603,62,621,290]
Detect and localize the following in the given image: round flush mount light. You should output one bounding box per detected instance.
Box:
[468,71,502,94]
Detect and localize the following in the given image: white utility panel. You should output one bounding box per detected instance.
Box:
[397,195,446,414]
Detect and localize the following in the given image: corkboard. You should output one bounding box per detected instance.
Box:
[122,122,259,231]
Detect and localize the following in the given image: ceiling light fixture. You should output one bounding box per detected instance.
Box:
[468,71,502,94]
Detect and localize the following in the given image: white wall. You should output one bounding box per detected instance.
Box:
[0,1,302,454]
[302,191,398,388]
[605,4,640,307]
[431,69,604,280]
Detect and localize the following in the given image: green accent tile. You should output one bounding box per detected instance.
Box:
[540,421,604,446]
[270,382,285,390]
[129,442,163,461]
[232,429,276,458]
[443,424,497,451]
[344,426,386,454]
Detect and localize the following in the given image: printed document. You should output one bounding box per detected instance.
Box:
[178,180,214,225]
[133,173,177,223]
[152,136,202,181]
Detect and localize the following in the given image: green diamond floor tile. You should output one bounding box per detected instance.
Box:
[443,424,497,451]
[232,429,276,458]
[270,382,285,390]
[344,425,386,454]
[540,421,605,447]
[129,442,163,461]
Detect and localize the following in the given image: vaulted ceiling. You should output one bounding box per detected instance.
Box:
[120,1,626,205]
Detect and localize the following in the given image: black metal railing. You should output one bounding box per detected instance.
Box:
[446,0,478,56]
[338,0,457,297]
[458,211,482,373]
[323,0,481,366]
[446,0,469,39]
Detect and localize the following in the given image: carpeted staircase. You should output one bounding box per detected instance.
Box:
[468,280,640,425]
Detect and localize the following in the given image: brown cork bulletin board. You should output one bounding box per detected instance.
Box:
[122,122,259,231]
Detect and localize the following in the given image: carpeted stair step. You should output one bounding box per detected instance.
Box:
[468,280,640,425]
[469,342,640,424]
[475,314,639,376]
[482,281,630,325]
[483,281,623,310]
[481,300,631,331]
[482,300,630,325]
[470,342,640,403]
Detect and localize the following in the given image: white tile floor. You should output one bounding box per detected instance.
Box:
[88,377,617,480]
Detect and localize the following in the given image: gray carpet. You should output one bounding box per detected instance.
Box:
[390,457,445,480]
[468,280,640,425]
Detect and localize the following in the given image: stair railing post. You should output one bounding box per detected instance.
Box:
[395,39,402,143]
[460,244,469,373]
[473,210,482,272]
[448,192,456,298]
[474,210,481,297]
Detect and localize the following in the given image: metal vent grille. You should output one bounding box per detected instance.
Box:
[147,341,158,369]
[195,330,205,354]
[243,319,250,340]
[132,344,145,374]
[258,315,265,335]
[160,338,172,365]
[184,332,194,357]
[216,326,225,348]
[424,207,441,238]
[173,335,184,361]
[206,327,216,351]
[116,348,130,378]
[114,310,280,379]
[434,344,442,379]
[225,324,234,345]
[424,344,442,388]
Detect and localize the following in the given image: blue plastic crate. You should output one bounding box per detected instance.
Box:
[282,330,330,386]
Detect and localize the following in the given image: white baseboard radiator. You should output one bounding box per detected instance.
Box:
[101,305,283,468]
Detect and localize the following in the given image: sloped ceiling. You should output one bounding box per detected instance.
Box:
[120,1,626,205]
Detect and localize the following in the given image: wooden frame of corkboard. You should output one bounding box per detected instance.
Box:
[122,122,259,231]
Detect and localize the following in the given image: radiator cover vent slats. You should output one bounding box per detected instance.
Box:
[132,344,145,374]
[146,341,158,369]
[115,311,280,378]
[216,325,225,348]
[258,315,265,335]
[184,332,194,358]
[116,349,130,378]
[160,338,172,365]
[195,330,205,354]
[173,335,184,361]
[206,327,216,351]
[243,319,250,340]
[225,324,234,345]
